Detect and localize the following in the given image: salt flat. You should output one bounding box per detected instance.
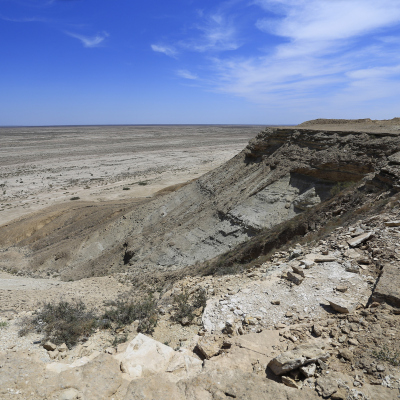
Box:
[0,125,262,226]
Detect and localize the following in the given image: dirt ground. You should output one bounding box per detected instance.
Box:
[0,125,262,226]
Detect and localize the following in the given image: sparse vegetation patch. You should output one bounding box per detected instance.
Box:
[172,288,207,326]
[19,301,97,349]
[372,345,400,366]
[102,296,158,334]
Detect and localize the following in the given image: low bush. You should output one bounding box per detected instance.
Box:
[19,301,97,349]
[172,288,207,325]
[70,196,80,201]
[102,296,158,334]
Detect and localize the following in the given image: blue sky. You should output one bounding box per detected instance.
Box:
[1,0,400,125]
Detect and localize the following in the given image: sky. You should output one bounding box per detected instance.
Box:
[1,0,400,125]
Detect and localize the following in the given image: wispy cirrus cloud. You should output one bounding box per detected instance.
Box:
[0,14,47,23]
[65,31,109,47]
[176,69,198,80]
[151,44,178,57]
[202,0,400,119]
[181,13,240,52]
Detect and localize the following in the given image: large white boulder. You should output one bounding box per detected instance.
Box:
[115,333,175,379]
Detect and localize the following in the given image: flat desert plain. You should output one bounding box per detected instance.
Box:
[0,125,263,226]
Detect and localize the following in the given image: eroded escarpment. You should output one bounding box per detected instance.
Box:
[2,127,400,281]
[121,128,400,269]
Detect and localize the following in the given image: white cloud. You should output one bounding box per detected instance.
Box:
[181,12,240,52]
[255,0,400,58]
[151,44,178,57]
[204,0,400,119]
[65,31,109,47]
[176,70,198,80]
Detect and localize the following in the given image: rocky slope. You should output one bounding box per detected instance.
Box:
[2,123,400,281]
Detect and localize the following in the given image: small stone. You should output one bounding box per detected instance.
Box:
[384,220,400,227]
[243,316,257,325]
[313,324,323,337]
[316,376,338,398]
[300,363,316,378]
[285,311,293,318]
[339,349,353,361]
[377,364,385,372]
[48,350,59,360]
[345,263,360,273]
[275,323,286,329]
[290,248,303,259]
[347,232,374,248]
[196,336,222,359]
[281,376,302,389]
[336,286,348,293]
[341,325,350,334]
[58,343,68,353]
[300,260,315,269]
[43,341,57,351]
[291,265,305,277]
[268,343,330,375]
[338,335,346,343]
[181,317,190,326]
[287,271,304,285]
[314,256,337,263]
[105,347,116,355]
[331,388,348,400]
[271,300,281,305]
[327,299,357,314]
[348,338,359,346]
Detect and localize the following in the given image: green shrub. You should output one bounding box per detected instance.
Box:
[173,288,207,325]
[102,296,158,334]
[19,301,97,349]
[138,181,148,186]
[70,196,80,201]
[122,187,130,190]
[0,321,7,329]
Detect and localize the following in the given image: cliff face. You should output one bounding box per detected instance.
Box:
[2,127,400,280]
[118,128,400,269]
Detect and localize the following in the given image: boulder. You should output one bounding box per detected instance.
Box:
[52,353,122,400]
[165,351,203,381]
[267,343,330,376]
[116,333,175,379]
[124,368,320,400]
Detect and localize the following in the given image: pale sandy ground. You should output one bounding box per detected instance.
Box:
[0,125,263,226]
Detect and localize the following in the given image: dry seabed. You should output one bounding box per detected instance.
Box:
[0,125,261,226]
